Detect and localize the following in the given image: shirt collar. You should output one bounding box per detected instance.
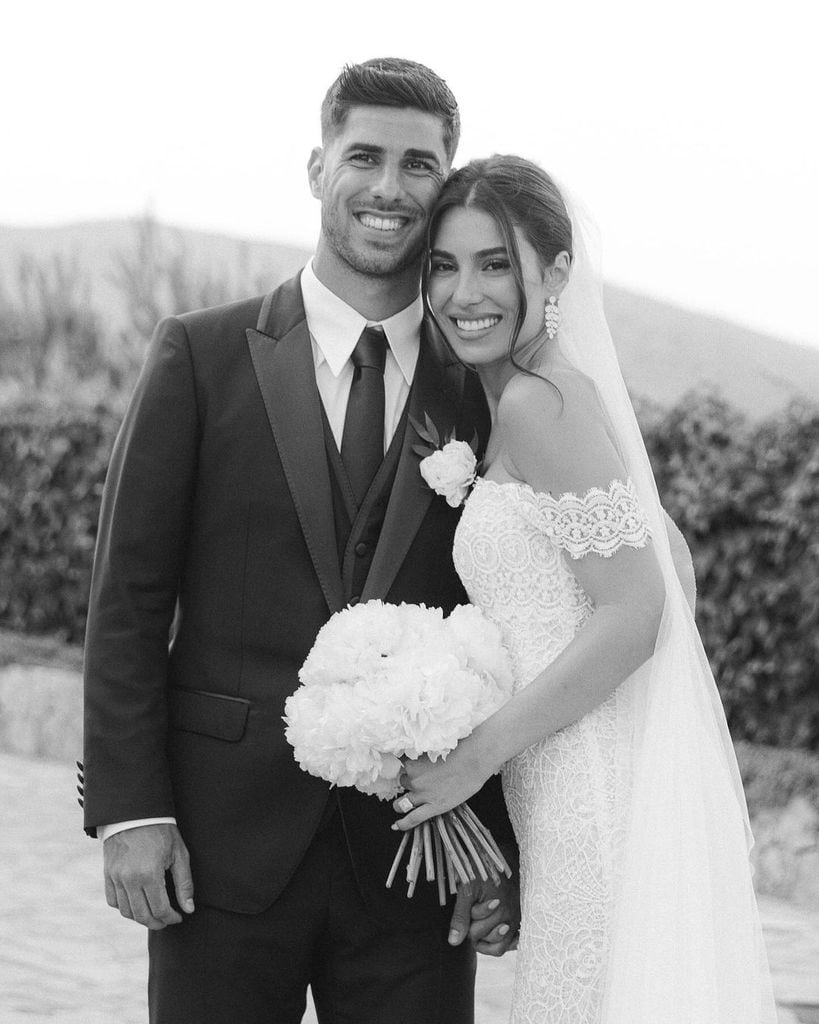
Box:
[300,260,421,384]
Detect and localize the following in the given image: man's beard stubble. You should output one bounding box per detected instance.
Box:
[320,209,426,280]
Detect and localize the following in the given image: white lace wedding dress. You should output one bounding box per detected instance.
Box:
[453,475,651,1024]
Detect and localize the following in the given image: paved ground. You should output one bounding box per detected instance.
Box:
[1,751,817,1023]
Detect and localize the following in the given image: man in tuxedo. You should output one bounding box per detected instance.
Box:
[81,57,517,1023]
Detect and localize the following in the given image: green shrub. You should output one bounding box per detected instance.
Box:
[643,395,819,750]
[0,404,119,643]
[0,392,817,749]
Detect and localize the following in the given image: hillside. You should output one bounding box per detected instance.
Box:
[0,219,309,324]
[604,287,819,416]
[2,219,817,418]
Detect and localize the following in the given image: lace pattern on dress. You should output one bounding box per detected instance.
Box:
[452,477,651,1023]
[510,477,651,559]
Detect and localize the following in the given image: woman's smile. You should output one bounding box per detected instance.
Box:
[450,314,503,334]
[428,206,550,373]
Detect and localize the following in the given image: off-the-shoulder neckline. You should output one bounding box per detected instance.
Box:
[474,476,636,505]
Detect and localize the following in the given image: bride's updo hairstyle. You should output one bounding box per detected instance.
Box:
[423,155,573,370]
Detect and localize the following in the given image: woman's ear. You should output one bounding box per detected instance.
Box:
[544,250,571,297]
[307,147,323,199]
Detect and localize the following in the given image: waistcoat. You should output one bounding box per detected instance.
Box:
[321,402,409,605]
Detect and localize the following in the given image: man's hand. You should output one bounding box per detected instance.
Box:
[447,867,520,957]
[103,823,194,930]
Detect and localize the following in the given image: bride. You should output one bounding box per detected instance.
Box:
[392,155,778,1023]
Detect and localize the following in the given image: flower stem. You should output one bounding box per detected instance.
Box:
[436,815,472,884]
[448,810,489,882]
[386,829,411,889]
[422,821,435,882]
[458,803,513,877]
[433,824,447,906]
[406,825,423,897]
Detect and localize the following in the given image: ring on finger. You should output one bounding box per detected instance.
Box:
[396,795,414,814]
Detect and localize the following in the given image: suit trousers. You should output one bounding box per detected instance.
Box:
[147,811,477,1024]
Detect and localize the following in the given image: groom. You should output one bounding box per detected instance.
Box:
[81,57,517,1023]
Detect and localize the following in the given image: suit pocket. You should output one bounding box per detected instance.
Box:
[169,687,250,742]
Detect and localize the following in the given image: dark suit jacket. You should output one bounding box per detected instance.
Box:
[83,273,512,918]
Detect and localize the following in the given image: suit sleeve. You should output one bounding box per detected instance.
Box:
[82,316,200,835]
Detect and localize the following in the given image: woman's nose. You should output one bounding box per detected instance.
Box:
[451,271,482,306]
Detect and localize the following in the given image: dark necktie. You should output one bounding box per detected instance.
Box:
[341,326,387,505]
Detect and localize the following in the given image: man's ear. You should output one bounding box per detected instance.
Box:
[307,147,323,199]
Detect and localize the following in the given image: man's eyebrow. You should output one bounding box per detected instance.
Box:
[405,148,442,164]
[343,142,384,154]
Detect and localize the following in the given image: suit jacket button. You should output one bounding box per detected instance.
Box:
[349,595,360,606]
[355,542,368,556]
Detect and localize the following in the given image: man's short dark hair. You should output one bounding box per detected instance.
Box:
[321,57,460,161]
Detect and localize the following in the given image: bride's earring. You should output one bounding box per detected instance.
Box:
[544,296,560,340]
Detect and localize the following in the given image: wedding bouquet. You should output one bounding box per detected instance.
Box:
[284,600,514,901]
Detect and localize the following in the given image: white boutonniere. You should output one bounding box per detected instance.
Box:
[410,414,479,508]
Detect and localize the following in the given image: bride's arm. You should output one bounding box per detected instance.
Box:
[394,541,665,827]
[393,371,666,828]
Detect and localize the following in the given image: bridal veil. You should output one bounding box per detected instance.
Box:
[557,191,778,1023]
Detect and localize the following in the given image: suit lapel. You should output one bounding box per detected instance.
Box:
[362,340,464,602]
[246,279,345,615]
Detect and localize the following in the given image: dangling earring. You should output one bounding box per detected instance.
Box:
[544,296,560,340]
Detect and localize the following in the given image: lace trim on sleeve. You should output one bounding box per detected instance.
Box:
[519,478,651,559]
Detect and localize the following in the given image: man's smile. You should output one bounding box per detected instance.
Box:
[356,212,412,232]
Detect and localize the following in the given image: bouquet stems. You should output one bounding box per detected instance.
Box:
[386,801,512,905]
[385,830,410,889]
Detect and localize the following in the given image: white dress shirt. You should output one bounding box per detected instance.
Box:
[301,260,421,450]
[98,264,422,842]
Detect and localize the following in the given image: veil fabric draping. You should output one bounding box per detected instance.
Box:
[557,190,778,1023]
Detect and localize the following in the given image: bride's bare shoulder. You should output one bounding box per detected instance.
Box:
[498,366,604,435]
[497,367,623,492]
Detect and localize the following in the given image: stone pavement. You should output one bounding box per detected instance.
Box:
[1,751,817,1024]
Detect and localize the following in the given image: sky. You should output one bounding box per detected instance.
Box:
[3,0,818,350]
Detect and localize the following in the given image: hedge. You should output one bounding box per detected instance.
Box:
[641,395,819,749]
[1,394,817,748]
[0,405,119,643]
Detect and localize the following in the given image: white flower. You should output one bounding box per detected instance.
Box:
[446,604,514,692]
[298,600,403,686]
[419,440,477,507]
[284,600,513,800]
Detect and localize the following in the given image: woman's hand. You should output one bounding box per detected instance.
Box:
[391,733,493,831]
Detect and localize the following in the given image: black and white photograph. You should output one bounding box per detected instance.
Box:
[1,1,817,1022]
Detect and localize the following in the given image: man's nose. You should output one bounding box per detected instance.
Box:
[370,161,403,202]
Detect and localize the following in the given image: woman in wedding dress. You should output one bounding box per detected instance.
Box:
[393,155,778,1023]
